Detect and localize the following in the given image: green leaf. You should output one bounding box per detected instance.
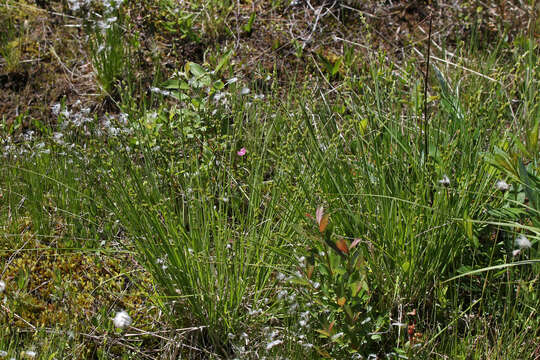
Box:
[215,50,233,74]
[187,62,206,78]
[519,159,539,212]
[527,118,539,155]
[242,13,256,34]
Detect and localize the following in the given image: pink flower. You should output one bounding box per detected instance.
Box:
[237,147,246,156]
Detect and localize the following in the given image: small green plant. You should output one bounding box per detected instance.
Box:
[291,206,386,357]
[88,14,133,98]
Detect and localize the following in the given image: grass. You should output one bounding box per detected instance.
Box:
[1,0,539,359]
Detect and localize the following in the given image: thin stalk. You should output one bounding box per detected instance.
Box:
[423,15,432,168]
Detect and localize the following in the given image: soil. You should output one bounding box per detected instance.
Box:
[0,0,536,133]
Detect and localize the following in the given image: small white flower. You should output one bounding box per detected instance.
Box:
[266,339,283,350]
[515,234,532,250]
[495,180,510,192]
[0,350,7,357]
[113,310,132,329]
[0,280,5,293]
[439,175,450,187]
[240,87,250,95]
[512,249,521,257]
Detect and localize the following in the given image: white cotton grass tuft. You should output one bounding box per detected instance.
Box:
[22,350,36,358]
[113,310,132,329]
[0,280,5,293]
[515,234,531,250]
[266,339,283,350]
[495,180,510,192]
[438,175,450,187]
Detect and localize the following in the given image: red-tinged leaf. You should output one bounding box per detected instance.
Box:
[337,297,346,307]
[335,238,349,254]
[328,321,335,332]
[316,206,324,225]
[307,265,314,280]
[305,213,313,220]
[319,213,329,233]
[350,238,361,249]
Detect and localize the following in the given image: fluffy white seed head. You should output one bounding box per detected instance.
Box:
[22,350,36,358]
[495,180,510,192]
[266,339,283,350]
[439,175,450,187]
[515,234,532,250]
[113,310,132,329]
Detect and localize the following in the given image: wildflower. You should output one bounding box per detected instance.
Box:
[237,148,247,156]
[439,175,450,187]
[512,249,521,257]
[266,339,283,350]
[0,280,5,293]
[112,310,132,329]
[515,234,531,250]
[240,87,250,95]
[0,350,7,357]
[495,180,510,192]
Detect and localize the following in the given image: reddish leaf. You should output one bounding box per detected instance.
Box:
[328,321,335,332]
[337,297,346,307]
[319,213,329,233]
[307,265,314,280]
[350,238,361,249]
[316,206,324,225]
[335,238,349,254]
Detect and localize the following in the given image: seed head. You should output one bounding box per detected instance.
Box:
[439,175,450,187]
[515,234,531,250]
[495,180,510,192]
[113,310,132,329]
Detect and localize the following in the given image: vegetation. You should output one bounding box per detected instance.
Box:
[1,0,539,359]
